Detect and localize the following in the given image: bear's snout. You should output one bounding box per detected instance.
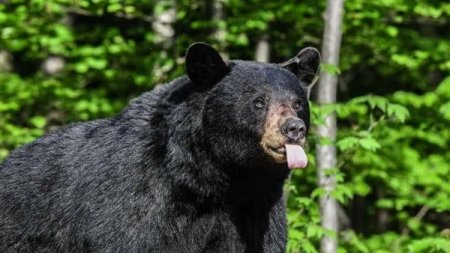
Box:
[281,118,306,142]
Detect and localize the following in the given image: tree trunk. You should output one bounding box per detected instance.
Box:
[41,56,65,75]
[151,1,177,80]
[152,2,176,48]
[211,0,228,59]
[0,50,12,72]
[316,0,344,253]
[255,34,269,62]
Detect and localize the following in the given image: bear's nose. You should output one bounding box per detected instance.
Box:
[281,118,306,141]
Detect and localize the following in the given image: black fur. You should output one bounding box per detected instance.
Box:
[0,43,320,253]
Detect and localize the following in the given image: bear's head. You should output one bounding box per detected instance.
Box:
[185,43,320,174]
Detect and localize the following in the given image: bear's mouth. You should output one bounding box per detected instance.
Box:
[270,146,286,155]
[265,140,308,169]
[265,145,287,163]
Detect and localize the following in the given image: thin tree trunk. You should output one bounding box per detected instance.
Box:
[0,50,12,72]
[152,2,176,48]
[255,34,269,62]
[376,187,389,232]
[152,1,176,80]
[211,0,228,59]
[316,0,344,253]
[41,56,65,75]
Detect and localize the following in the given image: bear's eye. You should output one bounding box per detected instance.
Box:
[254,97,266,109]
[293,100,302,110]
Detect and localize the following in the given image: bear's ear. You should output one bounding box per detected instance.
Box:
[185,42,229,86]
[280,47,321,85]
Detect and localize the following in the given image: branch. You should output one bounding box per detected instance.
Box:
[401,205,430,236]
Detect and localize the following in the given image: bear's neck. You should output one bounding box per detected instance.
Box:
[169,123,288,209]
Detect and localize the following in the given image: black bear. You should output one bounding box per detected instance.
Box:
[0,43,320,252]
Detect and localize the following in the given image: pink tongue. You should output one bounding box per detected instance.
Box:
[285,144,308,169]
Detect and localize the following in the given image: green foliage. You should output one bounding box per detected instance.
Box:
[1,0,449,252]
[287,0,450,251]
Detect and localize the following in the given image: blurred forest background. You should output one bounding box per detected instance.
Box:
[1,0,449,252]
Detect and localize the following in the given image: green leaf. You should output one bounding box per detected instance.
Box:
[387,104,410,122]
[337,136,359,151]
[359,136,381,151]
[439,102,450,120]
[321,63,341,75]
[29,116,46,129]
